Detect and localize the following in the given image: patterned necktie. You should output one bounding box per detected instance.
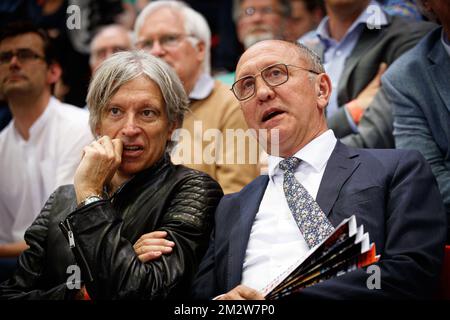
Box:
[278,157,335,248]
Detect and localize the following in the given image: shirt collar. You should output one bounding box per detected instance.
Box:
[13,96,54,142]
[316,0,388,45]
[29,97,55,138]
[189,73,215,100]
[441,29,450,58]
[267,129,337,179]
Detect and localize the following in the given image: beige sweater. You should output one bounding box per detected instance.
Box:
[171,80,260,194]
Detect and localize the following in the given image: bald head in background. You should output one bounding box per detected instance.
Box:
[89,25,133,72]
[235,0,290,49]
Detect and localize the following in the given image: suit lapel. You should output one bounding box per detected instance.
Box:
[337,26,385,105]
[226,143,359,288]
[227,175,269,290]
[428,38,450,114]
[316,141,360,218]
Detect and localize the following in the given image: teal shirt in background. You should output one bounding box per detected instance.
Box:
[215,72,235,88]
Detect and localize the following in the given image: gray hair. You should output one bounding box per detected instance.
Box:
[293,42,324,75]
[134,0,211,74]
[232,0,291,22]
[87,50,189,151]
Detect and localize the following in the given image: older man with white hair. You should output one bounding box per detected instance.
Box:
[134,1,259,194]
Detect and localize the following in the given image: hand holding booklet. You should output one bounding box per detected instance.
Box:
[262,215,380,300]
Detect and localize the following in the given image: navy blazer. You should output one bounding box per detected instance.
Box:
[192,141,447,299]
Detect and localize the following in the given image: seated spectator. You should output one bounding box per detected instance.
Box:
[217,0,291,86]
[135,1,259,194]
[0,22,93,282]
[89,24,133,73]
[300,0,435,148]
[235,0,290,49]
[0,50,223,299]
[192,40,446,300]
[384,0,450,242]
[283,0,325,42]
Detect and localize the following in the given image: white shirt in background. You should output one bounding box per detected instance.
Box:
[0,97,94,243]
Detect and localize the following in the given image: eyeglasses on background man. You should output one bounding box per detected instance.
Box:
[135,33,197,51]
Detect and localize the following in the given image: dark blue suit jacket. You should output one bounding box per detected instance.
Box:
[192,142,447,299]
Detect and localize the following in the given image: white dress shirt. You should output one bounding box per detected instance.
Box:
[0,97,94,243]
[241,130,337,291]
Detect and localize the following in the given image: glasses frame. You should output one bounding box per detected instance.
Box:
[92,46,129,59]
[0,48,46,65]
[231,63,320,101]
[136,34,197,51]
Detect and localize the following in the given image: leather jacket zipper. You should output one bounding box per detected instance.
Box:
[59,220,94,282]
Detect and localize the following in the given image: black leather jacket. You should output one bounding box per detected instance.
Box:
[0,154,223,299]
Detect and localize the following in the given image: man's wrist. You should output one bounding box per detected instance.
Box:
[77,194,104,208]
[75,186,103,205]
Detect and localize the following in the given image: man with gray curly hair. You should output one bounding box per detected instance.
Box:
[0,51,223,300]
[135,0,259,195]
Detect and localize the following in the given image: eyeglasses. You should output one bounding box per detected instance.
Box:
[93,46,129,59]
[231,63,320,101]
[136,34,196,51]
[240,6,281,18]
[0,48,45,65]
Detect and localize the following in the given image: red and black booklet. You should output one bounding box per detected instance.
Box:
[262,215,379,300]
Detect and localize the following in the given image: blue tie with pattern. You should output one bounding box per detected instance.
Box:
[278,157,335,248]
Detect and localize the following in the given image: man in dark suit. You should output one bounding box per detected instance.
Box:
[385,0,450,242]
[192,40,447,299]
[301,0,435,148]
